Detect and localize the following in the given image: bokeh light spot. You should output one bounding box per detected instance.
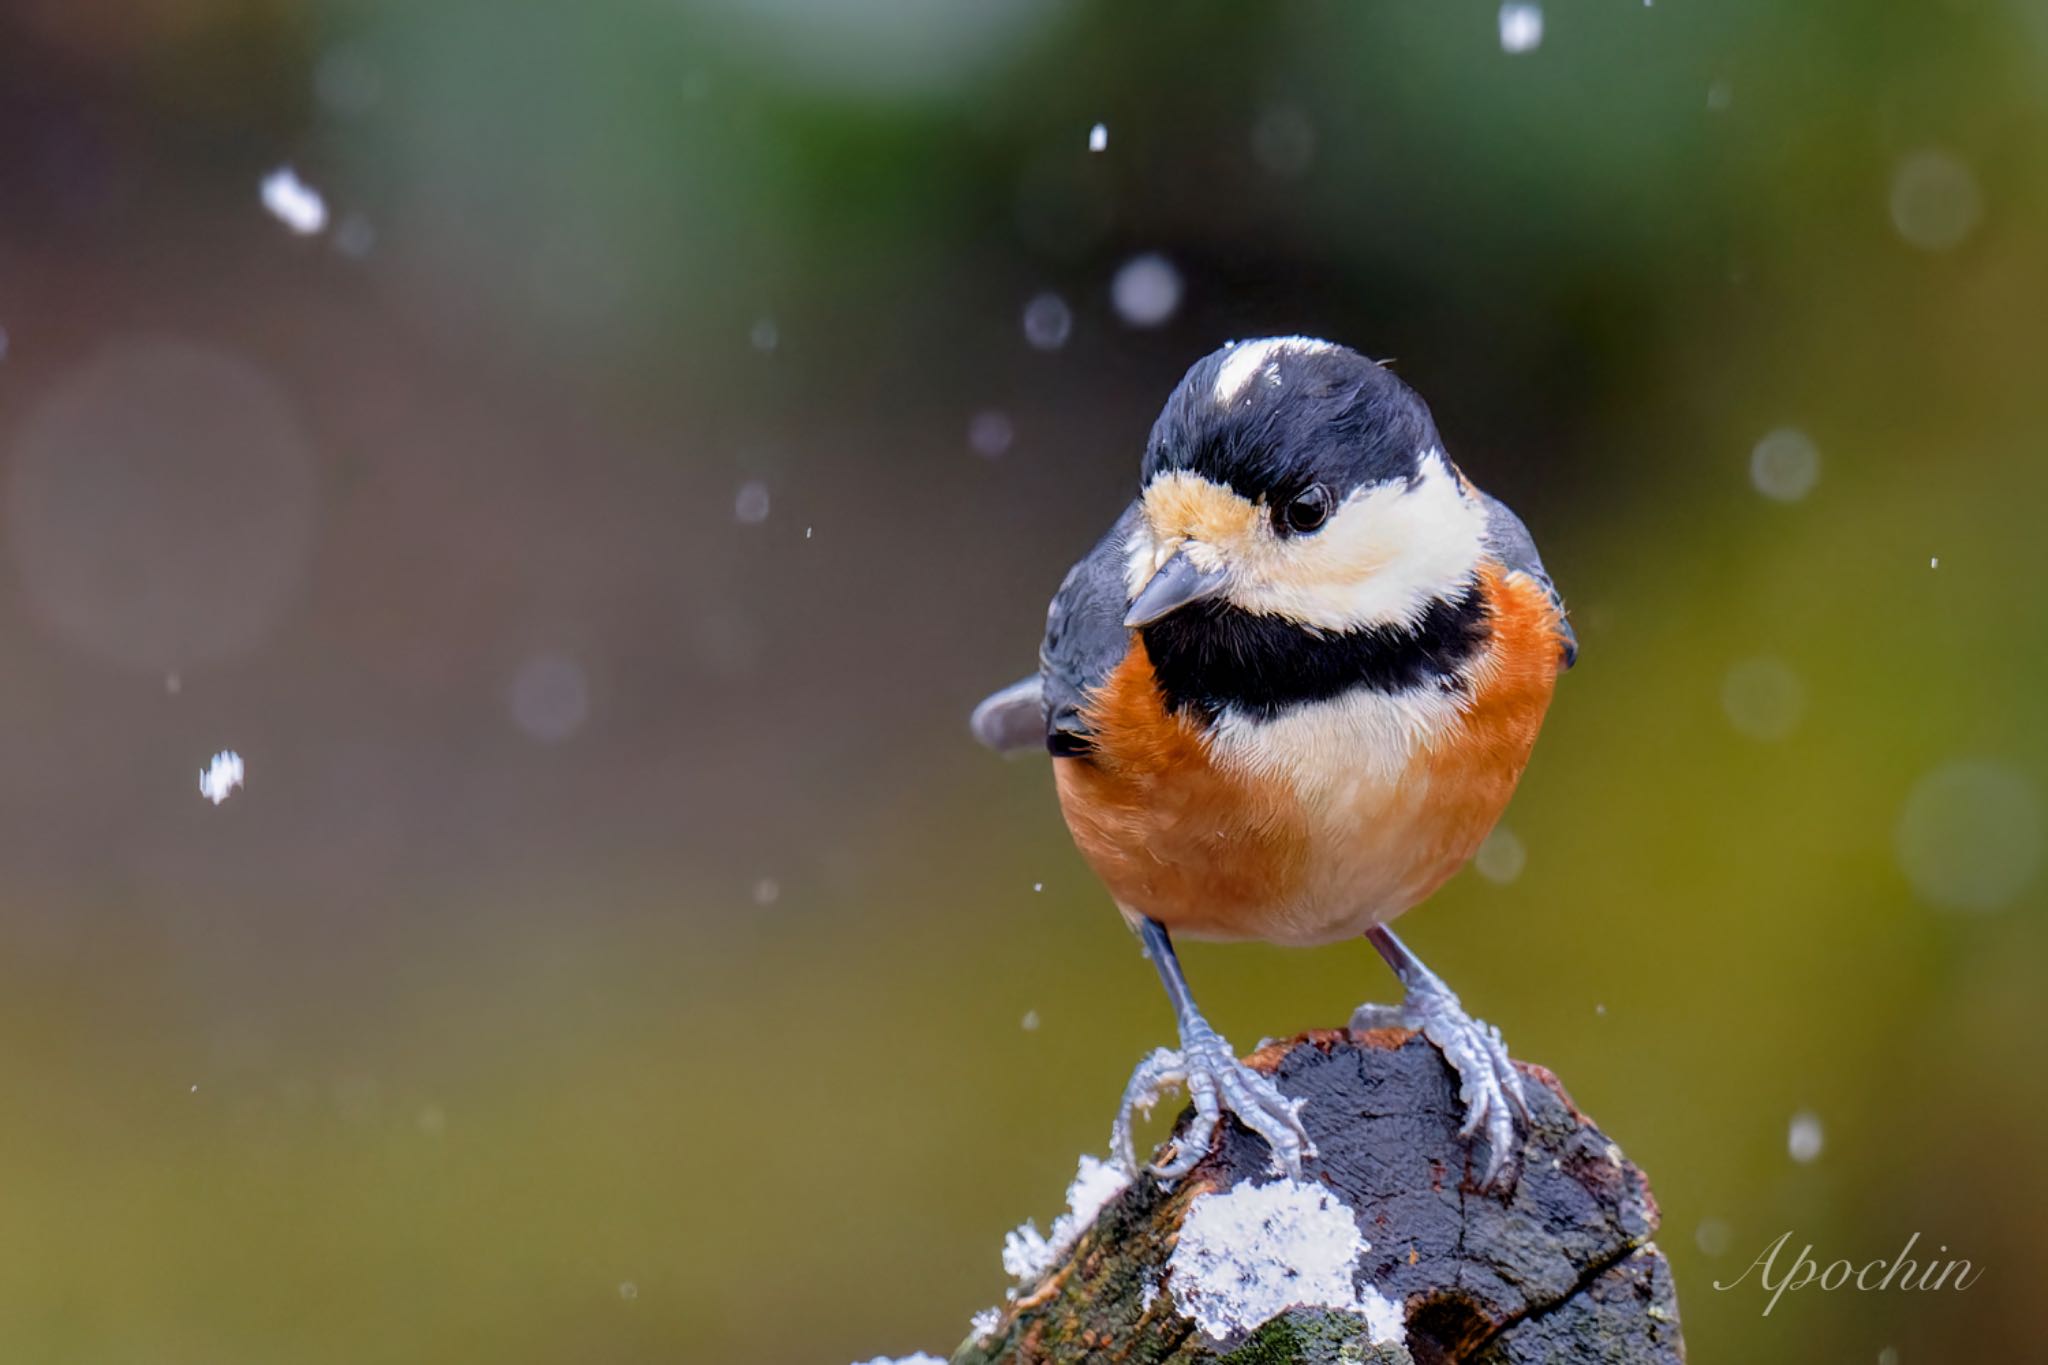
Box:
[6,335,319,673]
[1111,254,1182,329]
[734,480,772,525]
[314,42,383,117]
[1473,827,1526,884]
[1251,106,1317,179]
[332,213,377,258]
[969,410,1015,459]
[1022,292,1073,350]
[1749,426,1820,502]
[507,653,590,744]
[1721,657,1805,742]
[1890,149,1983,253]
[1895,760,2043,912]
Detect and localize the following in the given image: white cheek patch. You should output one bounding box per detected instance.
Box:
[1231,450,1485,632]
[1212,336,1338,407]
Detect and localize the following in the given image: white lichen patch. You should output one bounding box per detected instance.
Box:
[851,1355,946,1365]
[968,1306,1002,1340]
[1357,1282,1407,1348]
[1166,1178,1403,1347]
[1001,1154,1132,1283]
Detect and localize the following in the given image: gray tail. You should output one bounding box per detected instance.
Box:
[970,675,1044,753]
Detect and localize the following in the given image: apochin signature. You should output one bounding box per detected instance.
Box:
[1714,1231,1983,1315]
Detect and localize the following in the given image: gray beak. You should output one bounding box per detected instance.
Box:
[1123,550,1230,628]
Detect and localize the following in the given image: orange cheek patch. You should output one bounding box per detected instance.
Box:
[1141,474,1262,555]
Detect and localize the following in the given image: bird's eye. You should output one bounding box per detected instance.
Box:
[1276,484,1332,536]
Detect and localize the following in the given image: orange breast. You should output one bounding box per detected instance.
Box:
[1052,643,1312,938]
[1053,564,1566,945]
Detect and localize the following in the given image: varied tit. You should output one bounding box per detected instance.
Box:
[972,337,1575,1188]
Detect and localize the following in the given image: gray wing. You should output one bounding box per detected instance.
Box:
[967,502,1139,757]
[969,675,1045,753]
[1039,502,1143,755]
[1480,491,1577,669]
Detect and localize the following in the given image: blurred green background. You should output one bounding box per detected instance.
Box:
[1,1,2043,1361]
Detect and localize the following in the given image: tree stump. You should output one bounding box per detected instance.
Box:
[957,1029,1684,1364]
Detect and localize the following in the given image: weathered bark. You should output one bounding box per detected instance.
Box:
[957,1029,1683,1364]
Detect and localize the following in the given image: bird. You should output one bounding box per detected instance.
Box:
[970,337,1575,1188]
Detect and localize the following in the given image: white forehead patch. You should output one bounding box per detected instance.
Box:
[1212,336,1338,407]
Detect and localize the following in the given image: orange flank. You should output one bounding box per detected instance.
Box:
[1394,563,1567,905]
[1053,562,1567,946]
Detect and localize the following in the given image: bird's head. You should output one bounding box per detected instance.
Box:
[1121,337,1487,634]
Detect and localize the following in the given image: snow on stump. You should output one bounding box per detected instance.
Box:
[959,1029,1684,1364]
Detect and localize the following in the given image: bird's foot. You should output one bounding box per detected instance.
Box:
[1352,983,1529,1189]
[1111,1017,1314,1182]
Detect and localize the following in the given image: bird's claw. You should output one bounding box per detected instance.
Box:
[1111,1020,1314,1182]
[1352,988,1529,1190]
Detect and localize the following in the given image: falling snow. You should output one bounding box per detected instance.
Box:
[1166,1178,1403,1346]
[1498,3,1544,54]
[1088,122,1108,152]
[199,750,245,805]
[1788,1110,1825,1163]
[1002,1154,1131,1283]
[260,167,328,235]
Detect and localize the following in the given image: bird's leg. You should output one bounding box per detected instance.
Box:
[1351,924,1529,1188]
[1111,918,1314,1181]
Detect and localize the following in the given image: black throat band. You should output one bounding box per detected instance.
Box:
[1138,581,1489,722]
